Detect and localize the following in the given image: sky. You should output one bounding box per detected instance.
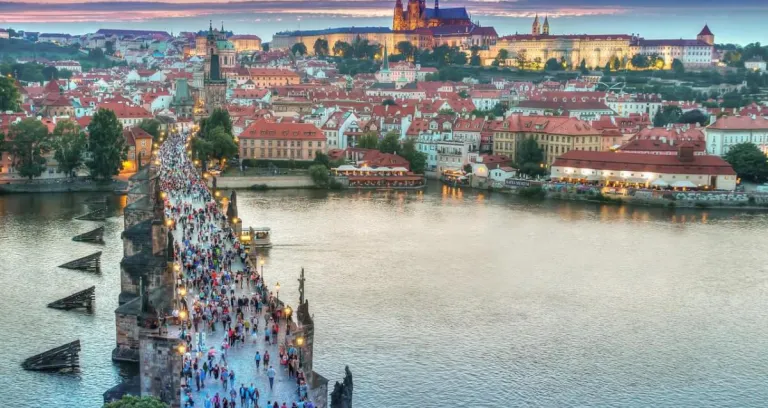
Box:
[0,0,766,44]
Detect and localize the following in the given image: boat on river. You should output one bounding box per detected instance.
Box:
[240,227,272,249]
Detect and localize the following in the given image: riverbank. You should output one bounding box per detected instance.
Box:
[487,182,768,211]
[0,180,126,194]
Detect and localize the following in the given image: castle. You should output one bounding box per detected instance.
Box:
[392,0,472,31]
[486,16,715,70]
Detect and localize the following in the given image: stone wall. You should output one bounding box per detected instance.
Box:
[140,334,183,407]
[113,312,140,362]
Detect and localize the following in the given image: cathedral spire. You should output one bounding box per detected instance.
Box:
[434,0,439,11]
[382,42,389,71]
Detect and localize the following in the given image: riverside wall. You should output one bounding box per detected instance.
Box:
[0,180,126,194]
[474,177,768,210]
[215,175,314,189]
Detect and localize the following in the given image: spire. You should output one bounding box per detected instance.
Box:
[382,42,389,71]
[209,19,213,33]
[434,0,439,11]
[221,21,224,32]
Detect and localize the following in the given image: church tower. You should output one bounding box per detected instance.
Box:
[542,15,550,35]
[393,0,406,31]
[532,14,540,36]
[697,24,714,45]
[407,0,421,30]
[204,20,227,114]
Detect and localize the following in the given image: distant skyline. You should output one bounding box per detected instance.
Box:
[0,0,766,44]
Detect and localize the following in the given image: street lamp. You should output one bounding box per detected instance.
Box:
[296,335,304,368]
[178,344,187,355]
[284,305,292,321]
[260,259,265,277]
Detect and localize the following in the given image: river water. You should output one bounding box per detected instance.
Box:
[2,185,768,407]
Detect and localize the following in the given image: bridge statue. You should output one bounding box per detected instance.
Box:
[330,366,353,408]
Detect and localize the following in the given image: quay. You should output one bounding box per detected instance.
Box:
[103,132,352,407]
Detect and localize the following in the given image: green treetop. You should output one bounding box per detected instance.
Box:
[6,118,52,179]
[87,108,127,180]
[52,120,87,178]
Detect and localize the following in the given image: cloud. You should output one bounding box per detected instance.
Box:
[0,0,764,23]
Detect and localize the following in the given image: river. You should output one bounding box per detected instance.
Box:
[1,184,768,407]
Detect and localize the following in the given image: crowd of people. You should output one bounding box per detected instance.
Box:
[157,132,315,408]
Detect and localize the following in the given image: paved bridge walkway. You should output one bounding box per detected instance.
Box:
[159,133,310,408]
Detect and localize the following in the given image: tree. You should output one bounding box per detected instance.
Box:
[313,38,329,57]
[105,40,115,56]
[631,54,650,69]
[451,51,468,65]
[611,56,621,71]
[401,138,426,174]
[494,49,509,67]
[313,151,331,168]
[0,76,21,112]
[723,142,768,183]
[309,164,330,188]
[200,108,233,136]
[653,105,683,127]
[677,109,709,126]
[89,47,105,60]
[6,119,51,179]
[672,58,685,74]
[262,43,270,52]
[378,131,401,154]
[457,90,469,99]
[103,395,169,408]
[516,137,545,176]
[515,50,527,70]
[544,58,562,71]
[52,120,86,177]
[58,68,74,79]
[333,41,352,58]
[42,65,59,80]
[396,41,414,60]
[579,58,588,74]
[291,43,307,56]
[139,119,162,142]
[87,108,126,180]
[356,131,379,149]
[382,98,397,106]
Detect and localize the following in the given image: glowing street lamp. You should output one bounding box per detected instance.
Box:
[259,258,265,277]
[178,344,187,355]
[284,305,292,321]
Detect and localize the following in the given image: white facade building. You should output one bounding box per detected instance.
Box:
[706,115,768,156]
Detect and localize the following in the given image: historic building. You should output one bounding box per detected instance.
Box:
[238,120,326,160]
[487,17,713,70]
[203,23,227,113]
[198,22,236,75]
[392,0,472,31]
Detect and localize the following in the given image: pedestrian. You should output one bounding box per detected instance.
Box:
[254,351,261,370]
[267,366,276,390]
[263,351,270,371]
[239,384,247,408]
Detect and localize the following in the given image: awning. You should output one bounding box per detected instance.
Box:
[650,179,669,187]
[671,180,698,188]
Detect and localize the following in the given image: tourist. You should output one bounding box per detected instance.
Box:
[239,384,247,407]
[267,366,276,390]
[254,351,261,370]
[263,351,270,371]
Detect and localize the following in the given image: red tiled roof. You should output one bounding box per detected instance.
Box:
[239,120,324,140]
[708,115,768,130]
[552,150,735,175]
[122,127,153,146]
[97,103,152,119]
